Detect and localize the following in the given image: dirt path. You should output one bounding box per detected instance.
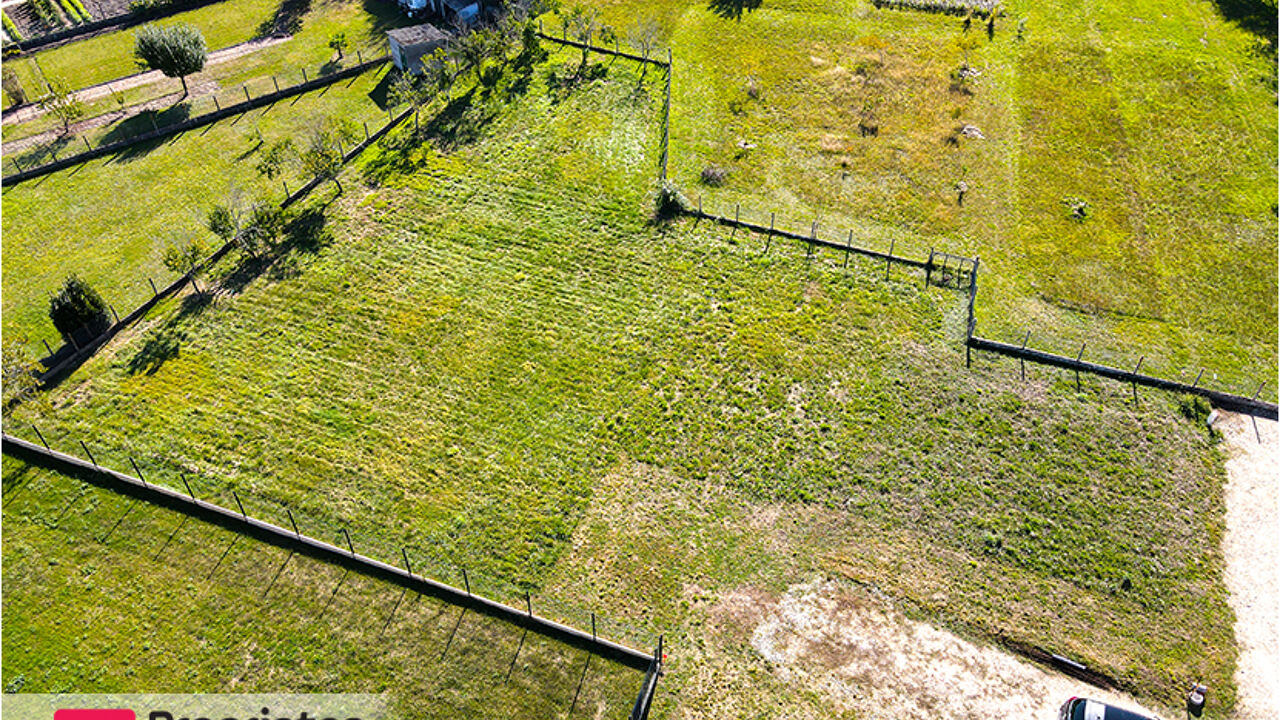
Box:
[1217,412,1279,720]
[733,578,1169,720]
[2,36,289,126]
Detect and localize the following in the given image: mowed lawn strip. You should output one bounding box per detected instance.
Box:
[7,46,1235,715]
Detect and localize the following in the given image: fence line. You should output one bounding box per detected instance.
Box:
[659,49,672,182]
[628,636,664,720]
[536,27,670,68]
[1,433,659,672]
[1,56,390,186]
[31,85,413,388]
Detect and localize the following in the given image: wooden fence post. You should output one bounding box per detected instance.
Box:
[84,136,92,151]
[213,96,220,111]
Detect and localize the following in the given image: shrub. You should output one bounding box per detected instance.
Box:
[207,204,237,242]
[29,0,64,28]
[653,179,691,221]
[48,275,109,340]
[2,64,25,106]
[700,164,728,186]
[2,338,40,406]
[2,12,23,43]
[162,235,211,275]
[57,0,90,23]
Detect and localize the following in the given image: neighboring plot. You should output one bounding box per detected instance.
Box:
[579,0,1277,399]
[0,63,395,356]
[1,459,641,718]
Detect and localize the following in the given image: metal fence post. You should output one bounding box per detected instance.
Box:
[402,547,412,575]
[886,238,895,279]
[288,509,300,538]
[1191,368,1204,389]
[462,568,471,595]
[149,277,159,296]
[213,96,220,111]
[843,229,852,269]
[302,67,308,83]
[1075,343,1086,390]
[233,491,246,518]
[42,338,55,357]
[31,424,50,451]
[342,528,354,555]
[273,75,280,92]
[181,473,195,499]
[109,304,120,324]
[128,456,146,484]
[925,247,934,287]
[79,439,97,466]
[1132,357,1144,403]
[1019,331,1031,381]
[244,85,251,102]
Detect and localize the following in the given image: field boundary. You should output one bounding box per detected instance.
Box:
[1,433,662,673]
[0,55,390,186]
[32,80,414,387]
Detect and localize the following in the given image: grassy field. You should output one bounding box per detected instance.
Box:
[0,63,395,358]
[4,44,1239,716]
[2,0,408,102]
[0,458,643,718]
[2,0,407,143]
[575,0,1277,400]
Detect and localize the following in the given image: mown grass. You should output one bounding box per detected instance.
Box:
[0,459,642,718]
[5,45,1238,716]
[571,0,1277,401]
[2,0,406,145]
[0,63,395,358]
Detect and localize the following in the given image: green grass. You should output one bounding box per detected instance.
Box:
[1,459,642,717]
[573,0,1277,400]
[4,45,1238,716]
[0,63,395,357]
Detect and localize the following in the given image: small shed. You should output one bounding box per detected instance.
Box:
[387,23,453,74]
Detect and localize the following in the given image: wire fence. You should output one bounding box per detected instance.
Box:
[2,54,390,183]
[3,430,666,670]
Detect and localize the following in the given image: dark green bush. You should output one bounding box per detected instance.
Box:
[48,275,109,340]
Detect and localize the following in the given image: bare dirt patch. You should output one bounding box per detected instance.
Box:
[741,578,1169,720]
[1217,412,1280,720]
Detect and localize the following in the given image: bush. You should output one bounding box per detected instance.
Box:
[2,12,24,43]
[48,275,109,340]
[653,179,691,221]
[2,64,25,106]
[239,201,283,255]
[700,164,728,186]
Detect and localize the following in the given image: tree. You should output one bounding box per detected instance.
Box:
[629,18,659,77]
[134,23,207,95]
[207,203,239,244]
[425,48,453,101]
[255,138,295,179]
[238,201,283,255]
[48,275,109,341]
[300,119,358,194]
[2,65,26,106]
[162,235,212,275]
[38,78,83,132]
[564,5,600,72]
[328,31,348,59]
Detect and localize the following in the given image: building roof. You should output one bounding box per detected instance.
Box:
[387,23,452,47]
[442,0,479,10]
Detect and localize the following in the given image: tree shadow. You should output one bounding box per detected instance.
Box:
[123,290,212,376]
[1210,0,1277,47]
[17,133,74,167]
[256,0,311,39]
[708,0,762,20]
[319,58,342,77]
[359,0,409,45]
[2,462,39,509]
[101,103,193,162]
[217,206,333,294]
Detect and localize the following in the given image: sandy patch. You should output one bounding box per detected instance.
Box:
[1217,412,1280,720]
[743,578,1167,720]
